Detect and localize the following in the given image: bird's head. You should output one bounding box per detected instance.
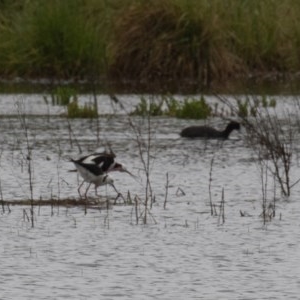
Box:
[112,163,136,178]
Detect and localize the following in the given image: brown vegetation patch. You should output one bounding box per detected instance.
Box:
[109,0,243,87]
[1,197,121,209]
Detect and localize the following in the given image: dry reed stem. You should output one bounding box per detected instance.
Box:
[16,100,35,227]
[218,188,225,225]
[217,94,295,197]
[164,172,169,209]
[176,187,185,196]
[66,117,82,153]
[111,93,156,224]
[208,156,214,216]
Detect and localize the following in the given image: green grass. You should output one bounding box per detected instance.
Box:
[1,0,300,86]
[50,87,77,106]
[0,0,109,78]
[132,94,277,119]
[67,100,98,118]
[175,96,212,119]
[132,95,212,119]
[236,95,277,118]
[131,96,165,117]
[43,86,98,118]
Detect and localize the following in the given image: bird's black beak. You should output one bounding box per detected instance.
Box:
[122,167,138,179]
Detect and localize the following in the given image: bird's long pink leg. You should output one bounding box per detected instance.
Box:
[77,180,85,198]
[95,185,99,196]
[111,183,125,203]
[84,182,92,199]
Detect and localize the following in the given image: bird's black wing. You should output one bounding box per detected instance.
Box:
[76,161,104,176]
[91,152,116,172]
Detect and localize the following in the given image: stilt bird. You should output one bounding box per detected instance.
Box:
[70,151,135,198]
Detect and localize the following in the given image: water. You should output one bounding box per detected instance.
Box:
[0,94,300,299]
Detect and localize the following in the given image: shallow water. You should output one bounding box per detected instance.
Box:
[0,94,300,299]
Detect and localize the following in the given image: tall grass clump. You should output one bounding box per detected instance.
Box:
[27,0,106,79]
[50,87,77,106]
[0,0,109,79]
[109,0,240,86]
[226,0,282,71]
[0,0,31,77]
[175,96,212,119]
[44,86,97,118]
[67,100,98,119]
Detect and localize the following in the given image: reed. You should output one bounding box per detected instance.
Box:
[219,94,295,197]
[176,97,212,119]
[0,150,4,214]
[258,163,277,224]
[218,188,225,225]
[164,172,169,210]
[245,104,295,197]
[112,93,157,224]
[109,0,236,85]
[16,100,35,227]
[208,156,214,216]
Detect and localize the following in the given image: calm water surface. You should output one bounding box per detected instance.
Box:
[0,94,299,299]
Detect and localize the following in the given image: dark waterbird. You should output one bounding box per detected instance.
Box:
[180,121,240,139]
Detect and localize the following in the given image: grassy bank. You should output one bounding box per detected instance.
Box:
[1,0,300,91]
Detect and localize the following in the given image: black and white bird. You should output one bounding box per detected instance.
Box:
[74,152,131,174]
[180,120,240,139]
[70,151,135,198]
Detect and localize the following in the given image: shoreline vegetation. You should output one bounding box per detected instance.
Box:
[1,0,300,93]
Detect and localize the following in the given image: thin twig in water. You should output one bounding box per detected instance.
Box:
[113,94,156,224]
[23,209,30,222]
[176,187,185,196]
[92,89,101,147]
[16,101,35,227]
[134,196,139,225]
[0,149,4,213]
[209,156,214,216]
[218,188,225,224]
[66,117,82,153]
[164,172,169,209]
